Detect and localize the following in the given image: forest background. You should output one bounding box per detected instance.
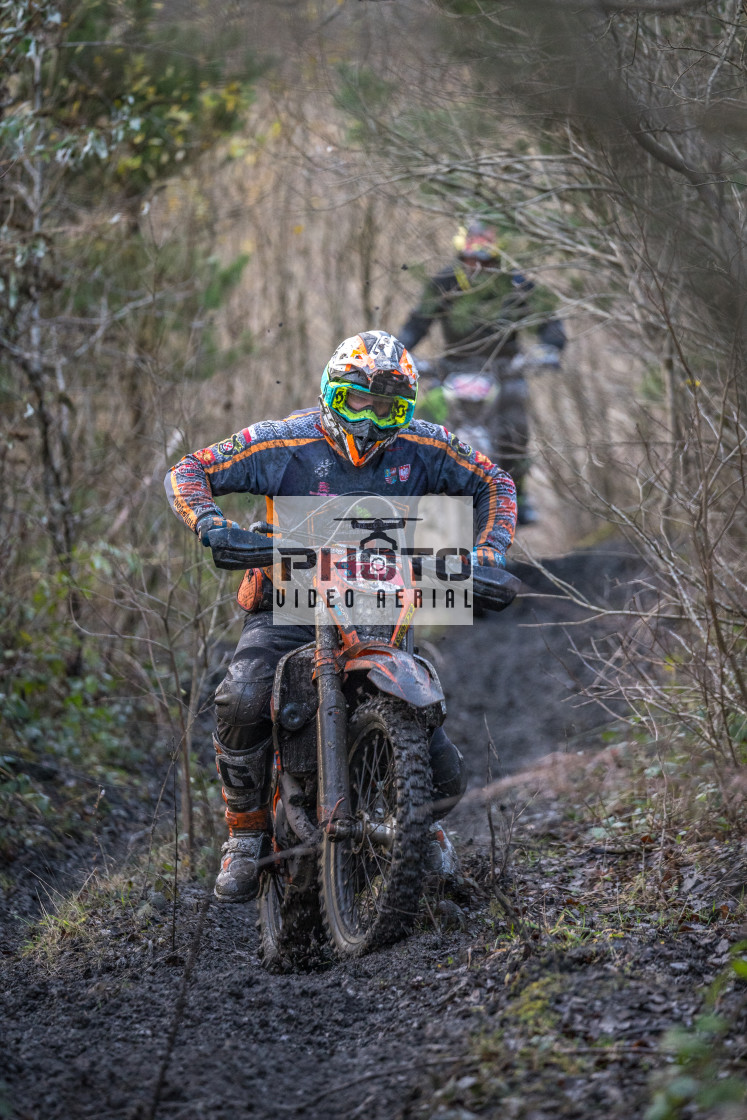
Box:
[2,3,746,1117]
[1,0,745,918]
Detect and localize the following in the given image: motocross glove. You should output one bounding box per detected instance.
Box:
[472,546,506,569]
[196,514,241,546]
[511,272,534,293]
[529,343,562,369]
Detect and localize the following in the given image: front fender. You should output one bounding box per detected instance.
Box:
[339,643,445,711]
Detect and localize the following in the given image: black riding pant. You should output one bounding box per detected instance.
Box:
[214,611,467,814]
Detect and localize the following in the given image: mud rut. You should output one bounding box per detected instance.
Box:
[1,546,641,1120]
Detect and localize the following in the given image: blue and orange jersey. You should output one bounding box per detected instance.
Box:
[165,406,516,604]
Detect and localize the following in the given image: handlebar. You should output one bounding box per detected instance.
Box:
[205,525,521,610]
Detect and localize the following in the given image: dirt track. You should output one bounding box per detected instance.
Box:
[6,544,741,1120]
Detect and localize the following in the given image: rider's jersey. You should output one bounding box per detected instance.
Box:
[165,406,517,610]
[398,265,565,361]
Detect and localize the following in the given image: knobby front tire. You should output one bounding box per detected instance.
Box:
[319,695,432,958]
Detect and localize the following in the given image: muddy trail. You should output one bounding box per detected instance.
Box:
[2,545,745,1120]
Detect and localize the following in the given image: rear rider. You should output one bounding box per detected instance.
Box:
[399,219,566,525]
[165,330,517,902]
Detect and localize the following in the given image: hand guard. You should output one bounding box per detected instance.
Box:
[472,545,506,569]
[196,515,241,546]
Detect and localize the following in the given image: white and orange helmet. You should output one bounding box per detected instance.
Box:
[319,330,418,466]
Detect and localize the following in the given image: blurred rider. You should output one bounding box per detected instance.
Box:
[165,330,516,903]
[398,219,566,525]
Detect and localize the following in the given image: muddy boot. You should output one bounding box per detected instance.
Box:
[213,734,272,903]
[426,822,459,878]
[429,727,467,818]
[215,831,270,903]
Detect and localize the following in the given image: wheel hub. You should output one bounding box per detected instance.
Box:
[326,812,395,849]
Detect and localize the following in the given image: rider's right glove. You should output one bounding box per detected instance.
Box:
[472,545,506,569]
[195,514,241,547]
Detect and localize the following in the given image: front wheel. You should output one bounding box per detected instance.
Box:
[320,695,433,958]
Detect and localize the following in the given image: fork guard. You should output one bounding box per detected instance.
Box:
[338,643,446,712]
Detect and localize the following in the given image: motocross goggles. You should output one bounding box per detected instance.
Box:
[321,374,416,430]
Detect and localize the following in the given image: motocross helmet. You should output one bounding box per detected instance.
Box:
[453,219,501,263]
[320,330,418,467]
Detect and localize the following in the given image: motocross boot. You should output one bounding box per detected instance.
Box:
[426,823,460,878]
[212,734,272,903]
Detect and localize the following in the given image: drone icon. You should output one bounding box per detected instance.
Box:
[334,516,422,551]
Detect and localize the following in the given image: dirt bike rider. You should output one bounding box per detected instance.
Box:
[165,330,517,903]
[398,219,566,525]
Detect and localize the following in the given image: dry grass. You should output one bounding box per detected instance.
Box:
[18,828,219,972]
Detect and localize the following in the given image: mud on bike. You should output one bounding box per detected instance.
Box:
[206,516,519,970]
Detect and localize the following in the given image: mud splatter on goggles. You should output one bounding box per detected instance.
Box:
[321,375,416,430]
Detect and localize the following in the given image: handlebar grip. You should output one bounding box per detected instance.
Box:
[472,566,521,611]
[206,526,275,570]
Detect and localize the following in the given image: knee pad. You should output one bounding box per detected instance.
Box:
[214,654,275,731]
[429,727,468,814]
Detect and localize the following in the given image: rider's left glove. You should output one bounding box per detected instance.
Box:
[530,343,562,369]
[196,514,241,547]
[472,546,506,569]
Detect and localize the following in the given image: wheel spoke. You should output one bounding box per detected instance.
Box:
[358,856,380,924]
[360,729,383,809]
[362,838,389,894]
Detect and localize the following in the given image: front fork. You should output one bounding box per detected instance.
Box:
[313,623,398,850]
[314,611,351,831]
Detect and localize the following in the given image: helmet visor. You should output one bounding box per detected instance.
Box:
[323,381,415,430]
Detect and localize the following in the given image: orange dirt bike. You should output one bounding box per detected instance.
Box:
[207,519,519,969]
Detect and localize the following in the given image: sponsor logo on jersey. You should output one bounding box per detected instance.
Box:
[448,433,473,458]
